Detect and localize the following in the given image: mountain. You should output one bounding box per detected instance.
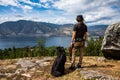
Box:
[0,20,61,37]
[88,25,108,36]
[0,20,108,37]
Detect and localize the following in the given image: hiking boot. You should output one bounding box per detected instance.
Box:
[77,64,82,68]
[69,65,76,70]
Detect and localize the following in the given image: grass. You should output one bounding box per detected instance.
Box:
[0,56,120,80]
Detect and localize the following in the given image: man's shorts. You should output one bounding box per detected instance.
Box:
[73,41,84,52]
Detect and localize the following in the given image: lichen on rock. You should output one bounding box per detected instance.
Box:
[101,22,120,59]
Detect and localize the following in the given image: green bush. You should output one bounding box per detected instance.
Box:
[84,37,103,56]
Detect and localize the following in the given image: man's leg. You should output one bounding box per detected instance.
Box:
[71,49,76,66]
[69,46,77,70]
[77,41,84,68]
[78,47,83,66]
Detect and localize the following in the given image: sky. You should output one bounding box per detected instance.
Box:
[0,0,120,26]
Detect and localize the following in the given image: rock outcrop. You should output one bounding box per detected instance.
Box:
[101,22,120,59]
[0,57,53,80]
[80,70,115,80]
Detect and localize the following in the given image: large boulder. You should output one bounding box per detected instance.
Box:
[101,22,120,60]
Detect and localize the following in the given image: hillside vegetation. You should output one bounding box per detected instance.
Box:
[0,37,103,59]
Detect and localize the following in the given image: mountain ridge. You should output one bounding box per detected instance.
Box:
[0,20,108,37]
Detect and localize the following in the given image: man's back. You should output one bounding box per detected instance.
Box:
[73,22,87,39]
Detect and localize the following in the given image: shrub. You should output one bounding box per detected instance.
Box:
[84,37,103,56]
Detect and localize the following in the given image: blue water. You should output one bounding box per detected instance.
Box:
[0,36,72,49]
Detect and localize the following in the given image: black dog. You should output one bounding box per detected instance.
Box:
[51,47,66,77]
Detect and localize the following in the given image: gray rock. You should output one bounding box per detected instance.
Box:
[36,57,53,66]
[80,70,115,80]
[97,57,106,63]
[35,57,53,64]
[101,22,120,59]
[15,69,25,74]
[0,57,53,79]
[21,73,31,78]
[16,59,36,68]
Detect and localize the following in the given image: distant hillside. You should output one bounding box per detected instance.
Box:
[88,25,108,36]
[0,20,108,37]
[88,25,107,30]
[0,20,65,37]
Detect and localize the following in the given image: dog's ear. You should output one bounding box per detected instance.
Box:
[56,46,65,53]
[56,47,61,55]
[56,46,61,50]
[60,47,64,51]
[58,47,63,51]
[61,47,64,50]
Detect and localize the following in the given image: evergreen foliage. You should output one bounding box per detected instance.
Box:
[84,37,103,56]
[0,37,103,59]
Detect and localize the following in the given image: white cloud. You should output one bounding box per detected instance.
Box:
[0,0,19,6]
[53,0,82,13]
[18,0,53,8]
[40,0,53,3]
[53,0,118,13]
[53,17,74,24]
[0,0,52,12]
[0,16,13,23]
[0,0,120,25]
[19,0,42,7]
[53,0,120,25]
[84,6,116,21]
[21,5,33,12]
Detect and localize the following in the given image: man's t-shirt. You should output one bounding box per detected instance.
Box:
[73,22,87,39]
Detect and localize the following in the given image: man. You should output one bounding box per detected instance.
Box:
[69,15,88,70]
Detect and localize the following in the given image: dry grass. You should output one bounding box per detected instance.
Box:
[0,56,120,80]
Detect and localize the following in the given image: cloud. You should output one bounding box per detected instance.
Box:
[53,17,74,24]
[40,0,54,3]
[10,7,18,12]
[18,0,42,7]
[0,16,12,23]
[53,0,120,25]
[18,0,53,8]
[53,0,118,13]
[0,0,33,12]
[0,0,52,12]
[0,0,19,6]
[0,0,120,25]
[15,14,24,17]
[21,5,33,12]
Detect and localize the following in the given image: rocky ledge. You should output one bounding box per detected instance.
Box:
[0,57,120,80]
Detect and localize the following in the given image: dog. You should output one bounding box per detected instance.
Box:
[51,46,66,77]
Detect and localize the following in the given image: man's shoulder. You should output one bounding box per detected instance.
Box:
[74,23,80,27]
[74,23,78,27]
[74,22,87,28]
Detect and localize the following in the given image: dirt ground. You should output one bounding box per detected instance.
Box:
[0,56,120,80]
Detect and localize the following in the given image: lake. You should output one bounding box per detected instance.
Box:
[0,36,72,49]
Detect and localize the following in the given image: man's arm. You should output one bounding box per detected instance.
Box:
[72,31,76,43]
[84,32,88,41]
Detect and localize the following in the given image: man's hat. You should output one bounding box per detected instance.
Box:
[76,15,84,21]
